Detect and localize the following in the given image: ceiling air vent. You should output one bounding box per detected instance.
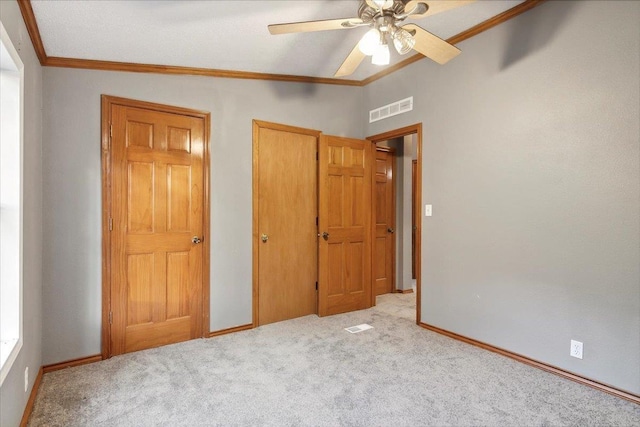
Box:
[369,96,413,123]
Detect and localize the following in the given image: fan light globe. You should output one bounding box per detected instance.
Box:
[372,42,390,65]
[359,28,381,56]
[373,0,394,9]
[393,28,415,55]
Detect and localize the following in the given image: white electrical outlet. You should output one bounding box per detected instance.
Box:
[25,367,29,392]
[570,340,583,359]
[425,204,432,217]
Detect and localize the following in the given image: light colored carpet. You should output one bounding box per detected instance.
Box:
[29,293,639,426]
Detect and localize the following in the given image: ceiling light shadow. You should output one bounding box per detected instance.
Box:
[500,1,576,70]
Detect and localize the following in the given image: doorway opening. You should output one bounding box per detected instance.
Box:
[368,124,422,324]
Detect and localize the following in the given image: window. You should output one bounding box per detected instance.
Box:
[0,21,24,386]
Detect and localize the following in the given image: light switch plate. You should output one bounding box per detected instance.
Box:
[425,204,432,217]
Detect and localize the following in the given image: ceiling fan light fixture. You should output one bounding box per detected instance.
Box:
[372,41,390,65]
[358,28,381,56]
[392,27,415,55]
[269,0,470,78]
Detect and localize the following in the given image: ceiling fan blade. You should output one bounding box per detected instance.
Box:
[405,0,476,18]
[268,18,364,35]
[334,43,367,77]
[402,24,460,64]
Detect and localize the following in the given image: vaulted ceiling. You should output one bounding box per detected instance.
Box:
[24,0,539,84]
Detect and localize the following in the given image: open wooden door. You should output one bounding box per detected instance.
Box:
[373,147,396,295]
[318,135,372,316]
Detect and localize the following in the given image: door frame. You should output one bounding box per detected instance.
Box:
[100,95,211,359]
[412,159,418,280]
[251,120,321,326]
[367,124,422,324]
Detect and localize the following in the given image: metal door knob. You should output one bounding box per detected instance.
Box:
[192,236,202,244]
[261,233,269,243]
[387,228,395,234]
[322,232,329,240]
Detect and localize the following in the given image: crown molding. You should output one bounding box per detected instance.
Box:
[17,0,545,84]
[17,0,47,64]
[44,56,363,86]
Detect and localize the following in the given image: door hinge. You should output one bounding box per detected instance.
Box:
[109,217,113,231]
[316,216,318,226]
[109,311,113,325]
[110,124,113,138]
[315,281,318,290]
[316,151,319,161]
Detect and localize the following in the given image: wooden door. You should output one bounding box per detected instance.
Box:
[318,135,372,316]
[253,121,318,325]
[109,101,207,355]
[373,147,395,296]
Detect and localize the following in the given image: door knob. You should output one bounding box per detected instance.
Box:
[387,228,395,234]
[192,236,202,244]
[261,233,269,243]
[322,232,329,240]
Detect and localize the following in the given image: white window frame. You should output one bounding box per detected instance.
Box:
[0,21,24,386]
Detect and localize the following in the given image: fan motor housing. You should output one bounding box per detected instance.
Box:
[359,0,407,22]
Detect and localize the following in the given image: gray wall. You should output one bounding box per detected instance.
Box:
[365,0,640,394]
[42,68,364,364]
[0,1,43,425]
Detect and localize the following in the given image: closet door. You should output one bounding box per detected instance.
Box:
[253,121,319,325]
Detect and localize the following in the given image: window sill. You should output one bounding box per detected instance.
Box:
[0,338,22,386]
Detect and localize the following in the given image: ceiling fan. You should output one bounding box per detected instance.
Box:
[268,0,476,77]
